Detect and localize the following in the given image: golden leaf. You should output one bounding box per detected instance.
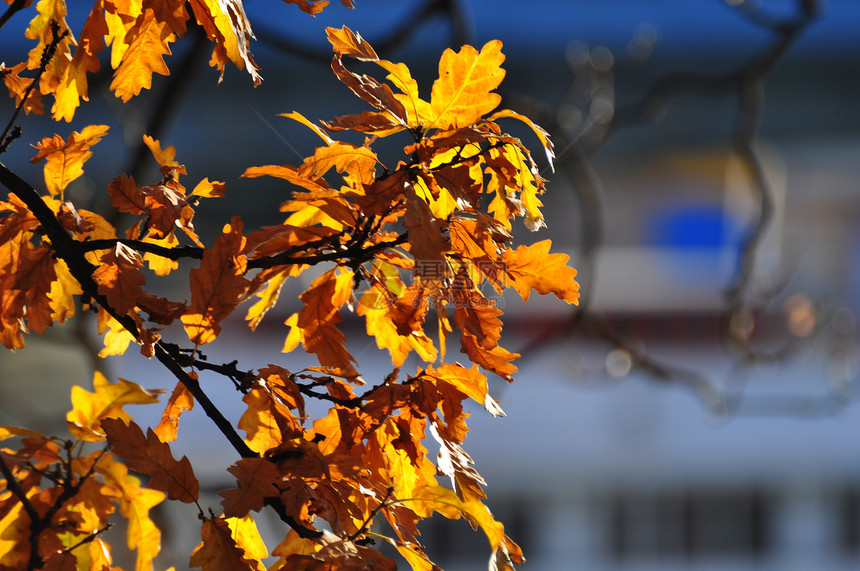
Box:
[66,371,159,442]
[429,40,505,130]
[30,125,109,198]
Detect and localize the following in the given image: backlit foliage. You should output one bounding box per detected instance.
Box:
[0,2,578,570]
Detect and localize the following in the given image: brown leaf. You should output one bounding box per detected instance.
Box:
[220,458,282,517]
[181,216,251,345]
[101,418,200,503]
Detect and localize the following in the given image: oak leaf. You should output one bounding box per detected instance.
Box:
[220,458,281,517]
[501,240,579,304]
[181,216,251,346]
[92,242,146,317]
[101,418,200,503]
[188,0,261,85]
[153,381,194,442]
[96,452,165,571]
[429,40,505,130]
[30,125,109,198]
[110,8,175,102]
[284,268,357,374]
[189,517,260,571]
[285,530,397,571]
[66,371,159,442]
[107,173,147,215]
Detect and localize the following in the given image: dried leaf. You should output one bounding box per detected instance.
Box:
[102,418,200,503]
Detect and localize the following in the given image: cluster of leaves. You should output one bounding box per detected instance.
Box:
[0,2,578,570]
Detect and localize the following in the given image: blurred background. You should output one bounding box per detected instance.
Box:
[3,0,860,569]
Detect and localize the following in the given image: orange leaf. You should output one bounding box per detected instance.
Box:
[153,381,194,442]
[220,458,281,517]
[191,177,227,198]
[188,0,261,85]
[285,531,397,571]
[101,418,200,503]
[142,134,178,167]
[460,333,519,383]
[326,26,377,60]
[96,452,165,570]
[501,240,579,304]
[66,371,159,442]
[2,62,43,115]
[285,0,330,16]
[92,242,146,317]
[403,191,448,273]
[429,40,505,130]
[30,125,109,198]
[107,173,147,215]
[238,384,302,454]
[286,268,357,374]
[189,517,259,571]
[181,216,251,345]
[298,142,378,185]
[110,8,175,102]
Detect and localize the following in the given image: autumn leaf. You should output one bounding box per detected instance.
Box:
[285,530,397,571]
[189,517,260,571]
[501,240,579,304]
[92,242,147,317]
[2,61,44,115]
[30,125,109,198]
[188,0,261,85]
[326,26,377,60]
[220,458,281,517]
[488,109,555,171]
[107,173,147,215]
[66,371,159,442]
[96,452,165,571]
[102,418,200,503]
[429,40,506,130]
[298,141,379,186]
[401,484,505,556]
[182,216,251,346]
[110,8,174,102]
[191,177,227,198]
[284,267,357,374]
[153,381,195,442]
[238,384,302,454]
[460,333,519,383]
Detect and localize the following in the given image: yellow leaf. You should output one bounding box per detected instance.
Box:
[429,40,505,130]
[401,484,505,553]
[110,8,174,102]
[278,111,334,144]
[225,514,268,567]
[98,308,136,357]
[488,109,555,171]
[188,0,261,85]
[377,59,434,127]
[30,125,109,198]
[245,268,289,330]
[143,134,178,167]
[190,517,258,571]
[191,177,227,198]
[97,453,165,571]
[0,426,46,441]
[66,370,160,442]
[500,240,579,304]
[287,268,357,374]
